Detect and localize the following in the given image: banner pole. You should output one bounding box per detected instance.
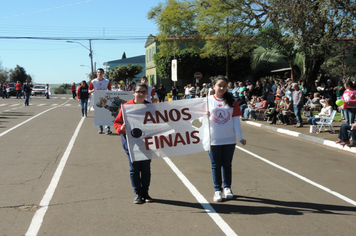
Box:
[206,96,211,153]
[122,104,134,163]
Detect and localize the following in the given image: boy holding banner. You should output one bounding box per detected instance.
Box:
[114,83,153,204]
[207,75,247,202]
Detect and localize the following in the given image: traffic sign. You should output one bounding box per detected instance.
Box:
[194,72,202,80]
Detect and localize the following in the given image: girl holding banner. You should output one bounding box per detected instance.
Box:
[114,83,153,204]
[207,75,247,202]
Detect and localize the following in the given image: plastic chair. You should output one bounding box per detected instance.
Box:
[315,110,337,134]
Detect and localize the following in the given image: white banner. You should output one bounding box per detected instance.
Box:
[94,91,134,126]
[123,98,210,162]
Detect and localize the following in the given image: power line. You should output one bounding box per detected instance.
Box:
[0,36,148,41]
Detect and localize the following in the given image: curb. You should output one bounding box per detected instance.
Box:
[243,121,356,154]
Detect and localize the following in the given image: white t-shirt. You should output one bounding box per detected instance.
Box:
[207,95,243,145]
[89,78,111,91]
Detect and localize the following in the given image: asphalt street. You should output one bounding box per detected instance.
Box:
[0,94,355,236]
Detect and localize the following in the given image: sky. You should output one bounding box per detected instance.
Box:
[0,0,161,84]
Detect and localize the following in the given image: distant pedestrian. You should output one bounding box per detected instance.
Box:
[77,80,89,117]
[158,84,166,102]
[2,82,8,99]
[23,80,31,106]
[16,81,22,99]
[45,84,50,99]
[89,68,112,134]
[71,82,76,99]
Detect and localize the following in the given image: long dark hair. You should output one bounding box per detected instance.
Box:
[212,75,235,107]
[81,80,88,88]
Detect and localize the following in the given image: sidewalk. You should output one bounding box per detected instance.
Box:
[242,116,356,154]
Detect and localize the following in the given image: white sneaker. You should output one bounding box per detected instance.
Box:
[213,191,222,202]
[224,187,233,199]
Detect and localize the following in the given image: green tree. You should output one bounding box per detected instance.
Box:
[252,0,356,84]
[0,61,8,84]
[60,83,71,90]
[9,65,31,83]
[109,64,143,86]
[251,26,305,81]
[322,39,356,80]
[148,0,256,79]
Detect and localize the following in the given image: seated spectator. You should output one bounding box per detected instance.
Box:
[278,97,294,125]
[307,98,332,126]
[266,89,275,107]
[236,96,247,116]
[304,92,321,111]
[267,96,286,124]
[242,95,267,120]
[335,123,356,147]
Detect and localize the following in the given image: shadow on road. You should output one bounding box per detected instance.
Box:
[153,195,356,216]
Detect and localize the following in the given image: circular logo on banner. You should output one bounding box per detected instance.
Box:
[131,128,143,138]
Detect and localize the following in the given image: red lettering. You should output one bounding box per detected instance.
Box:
[168,109,181,122]
[185,131,191,144]
[174,133,186,146]
[191,131,200,144]
[182,108,192,120]
[154,136,160,149]
[159,134,173,148]
[143,111,156,124]
[144,137,154,150]
[155,110,169,123]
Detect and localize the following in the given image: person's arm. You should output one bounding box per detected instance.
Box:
[77,86,81,100]
[114,107,125,135]
[107,82,112,91]
[88,82,94,94]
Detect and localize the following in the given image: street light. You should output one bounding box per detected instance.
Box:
[66,40,94,79]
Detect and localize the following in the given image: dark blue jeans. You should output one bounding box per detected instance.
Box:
[208,144,236,191]
[307,117,321,126]
[293,104,303,125]
[24,92,30,106]
[80,98,88,116]
[127,154,151,194]
[16,90,22,98]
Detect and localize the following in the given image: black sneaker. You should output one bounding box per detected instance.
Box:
[143,191,153,203]
[106,130,112,135]
[133,194,143,204]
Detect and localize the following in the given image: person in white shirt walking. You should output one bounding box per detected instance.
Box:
[207,75,247,202]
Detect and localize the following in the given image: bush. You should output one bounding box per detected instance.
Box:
[53,87,67,94]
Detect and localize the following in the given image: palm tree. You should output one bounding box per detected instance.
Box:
[251,26,305,81]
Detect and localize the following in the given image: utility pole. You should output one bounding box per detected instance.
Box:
[89,39,94,80]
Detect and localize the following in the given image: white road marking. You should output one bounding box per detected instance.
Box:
[61,97,66,99]
[51,104,58,106]
[0,100,70,137]
[25,117,85,236]
[236,146,356,206]
[37,104,46,106]
[163,157,238,236]
[10,104,20,107]
[64,104,71,106]
[0,104,6,107]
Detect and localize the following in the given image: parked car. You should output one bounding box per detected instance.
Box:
[6,83,16,96]
[31,84,46,96]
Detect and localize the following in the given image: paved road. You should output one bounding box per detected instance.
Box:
[1,95,355,236]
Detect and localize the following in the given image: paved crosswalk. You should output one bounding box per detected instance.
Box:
[0,103,81,108]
